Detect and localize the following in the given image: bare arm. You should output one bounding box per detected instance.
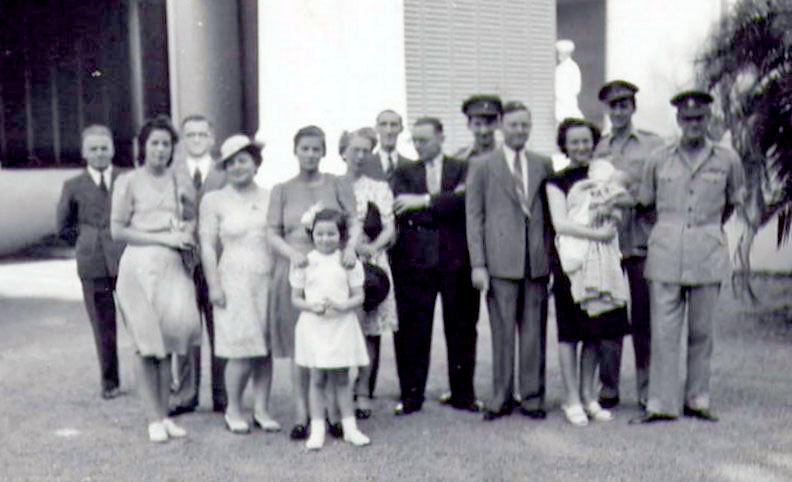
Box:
[266,226,308,267]
[291,287,325,314]
[546,183,615,242]
[198,196,225,307]
[326,286,364,313]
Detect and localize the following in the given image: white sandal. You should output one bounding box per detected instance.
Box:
[561,404,589,426]
[584,401,614,422]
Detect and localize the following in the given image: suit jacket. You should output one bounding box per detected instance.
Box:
[466,147,554,280]
[362,150,412,183]
[56,169,127,280]
[169,156,226,222]
[391,155,470,273]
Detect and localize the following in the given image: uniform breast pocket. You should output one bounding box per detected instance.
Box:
[698,170,728,209]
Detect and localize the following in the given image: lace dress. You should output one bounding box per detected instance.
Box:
[200,186,272,358]
[352,176,398,335]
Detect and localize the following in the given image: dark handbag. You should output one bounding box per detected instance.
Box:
[362,201,384,240]
[363,262,390,312]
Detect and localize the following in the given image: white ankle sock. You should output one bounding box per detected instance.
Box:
[306,420,325,450]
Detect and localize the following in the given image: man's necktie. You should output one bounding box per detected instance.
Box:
[513,150,531,217]
[99,173,108,194]
[193,168,203,191]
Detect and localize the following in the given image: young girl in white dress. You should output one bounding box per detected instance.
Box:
[290,207,370,450]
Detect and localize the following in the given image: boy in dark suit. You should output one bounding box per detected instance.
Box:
[56,124,126,400]
[390,117,480,415]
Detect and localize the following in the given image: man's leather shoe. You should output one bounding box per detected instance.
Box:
[598,396,620,409]
[289,423,309,440]
[394,401,421,416]
[683,406,719,422]
[168,404,197,417]
[628,412,677,424]
[101,387,121,400]
[482,402,515,421]
[519,407,547,420]
[482,410,504,421]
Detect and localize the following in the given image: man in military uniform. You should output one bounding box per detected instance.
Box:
[631,91,745,424]
[593,80,665,409]
[453,95,503,161]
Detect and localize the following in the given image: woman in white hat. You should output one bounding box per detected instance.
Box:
[199,134,280,434]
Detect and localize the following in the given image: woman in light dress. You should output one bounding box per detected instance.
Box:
[111,115,200,442]
[338,127,398,418]
[199,134,280,434]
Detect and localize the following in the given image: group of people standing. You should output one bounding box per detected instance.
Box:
[56,77,744,449]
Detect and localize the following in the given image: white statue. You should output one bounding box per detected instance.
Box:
[555,39,584,123]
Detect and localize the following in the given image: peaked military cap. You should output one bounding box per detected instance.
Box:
[598,80,639,103]
[670,90,714,108]
[461,95,503,117]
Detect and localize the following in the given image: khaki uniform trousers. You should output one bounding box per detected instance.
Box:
[646,281,720,416]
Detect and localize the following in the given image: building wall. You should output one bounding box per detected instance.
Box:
[404,0,557,155]
[256,0,409,187]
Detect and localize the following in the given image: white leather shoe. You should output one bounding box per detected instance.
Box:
[162,418,187,438]
[148,422,168,443]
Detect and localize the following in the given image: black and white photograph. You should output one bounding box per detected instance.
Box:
[1,0,792,480]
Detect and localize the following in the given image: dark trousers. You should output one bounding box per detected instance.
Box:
[392,266,479,407]
[599,256,651,404]
[486,277,548,412]
[171,265,227,411]
[80,277,119,392]
[367,335,381,397]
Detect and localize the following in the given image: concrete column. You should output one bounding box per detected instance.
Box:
[166,0,243,143]
[256,0,408,188]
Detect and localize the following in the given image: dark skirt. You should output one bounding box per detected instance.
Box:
[267,256,299,358]
[552,266,629,343]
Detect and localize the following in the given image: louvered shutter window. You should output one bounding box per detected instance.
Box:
[404,0,556,155]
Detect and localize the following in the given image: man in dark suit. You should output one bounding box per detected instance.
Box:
[362,109,412,181]
[56,124,126,400]
[390,117,480,415]
[168,114,227,415]
[466,101,554,421]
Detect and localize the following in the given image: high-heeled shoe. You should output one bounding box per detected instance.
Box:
[561,403,589,427]
[148,421,168,443]
[224,413,251,434]
[162,418,187,438]
[584,401,614,422]
[253,412,282,432]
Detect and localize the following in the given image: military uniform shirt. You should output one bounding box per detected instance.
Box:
[453,144,493,161]
[594,128,664,257]
[639,139,746,284]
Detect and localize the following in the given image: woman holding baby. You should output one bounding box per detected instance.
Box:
[546,118,630,426]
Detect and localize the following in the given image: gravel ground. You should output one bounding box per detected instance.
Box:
[1,260,791,481]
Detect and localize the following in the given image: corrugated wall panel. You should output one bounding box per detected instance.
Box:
[404,0,556,155]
